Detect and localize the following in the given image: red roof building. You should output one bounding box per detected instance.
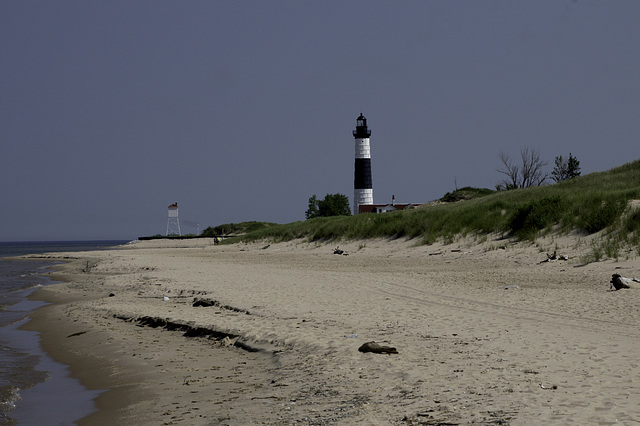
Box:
[358,195,422,214]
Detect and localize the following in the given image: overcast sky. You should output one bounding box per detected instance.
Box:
[2,1,639,241]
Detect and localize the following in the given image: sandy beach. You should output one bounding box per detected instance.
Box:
[22,237,640,424]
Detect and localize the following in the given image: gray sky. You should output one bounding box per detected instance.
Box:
[2,1,639,241]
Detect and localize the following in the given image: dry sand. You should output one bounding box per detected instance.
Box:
[22,236,640,425]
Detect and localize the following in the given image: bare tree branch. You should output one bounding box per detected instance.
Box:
[497,147,548,189]
[497,151,519,190]
[520,146,548,188]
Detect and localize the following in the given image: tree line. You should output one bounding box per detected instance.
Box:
[496,147,580,190]
[305,193,351,219]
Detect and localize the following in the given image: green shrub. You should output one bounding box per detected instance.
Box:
[623,208,640,234]
[578,197,625,234]
[201,221,276,237]
[440,187,494,202]
[507,197,564,240]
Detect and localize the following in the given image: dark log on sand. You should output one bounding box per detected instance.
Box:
[611,274,633,290]
[358,341,398,354]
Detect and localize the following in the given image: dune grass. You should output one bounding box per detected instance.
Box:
[233,159,640,258]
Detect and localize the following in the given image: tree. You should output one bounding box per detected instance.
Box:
[305,195,320,219]
[497,147,548,190]
[551,153,581,183]
[306,193,351,219]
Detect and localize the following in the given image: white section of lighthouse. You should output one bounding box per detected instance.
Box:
[353,114,373,214]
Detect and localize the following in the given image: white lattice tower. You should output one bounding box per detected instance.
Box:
[166,203,181,236]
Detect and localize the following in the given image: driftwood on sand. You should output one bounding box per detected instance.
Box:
[610,274,640,290]
[540,251,569,263]
[358,341,398,354]
[333,247,348,255]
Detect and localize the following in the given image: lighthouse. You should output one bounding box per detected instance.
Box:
[353,113,373,214]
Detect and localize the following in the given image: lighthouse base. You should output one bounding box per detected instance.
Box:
[354,189,374,214]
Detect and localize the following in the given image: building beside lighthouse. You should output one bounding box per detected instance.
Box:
[353,114,373,214]
[358,194,422,213]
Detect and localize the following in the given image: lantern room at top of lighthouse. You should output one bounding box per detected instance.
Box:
[353,114,371,138]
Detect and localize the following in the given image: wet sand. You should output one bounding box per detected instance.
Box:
[22,237,640,424]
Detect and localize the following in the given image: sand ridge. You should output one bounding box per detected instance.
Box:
[23,237,640,424]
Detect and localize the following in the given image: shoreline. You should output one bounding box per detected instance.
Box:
[23,256,279,425]
[13,289,102,425]
[20,237,640,424]
[21,284,130,425]
[0,242,129,425]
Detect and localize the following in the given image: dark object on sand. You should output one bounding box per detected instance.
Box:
[333,247,348,255]
[193,298,217,307]
[358,341,398,354]
[540,250,569,263]
[610,274,633,290]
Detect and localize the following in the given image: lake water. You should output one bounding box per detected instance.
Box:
[0,241,129,424]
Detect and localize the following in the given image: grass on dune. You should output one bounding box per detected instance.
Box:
[230,159,640,260]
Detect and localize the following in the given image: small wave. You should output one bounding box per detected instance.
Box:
[0,386,20,425]
[0,384,21,412]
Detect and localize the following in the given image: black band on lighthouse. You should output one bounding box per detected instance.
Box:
[354,158,372,189]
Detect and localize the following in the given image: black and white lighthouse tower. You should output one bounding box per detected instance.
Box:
[353,114,373,214]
